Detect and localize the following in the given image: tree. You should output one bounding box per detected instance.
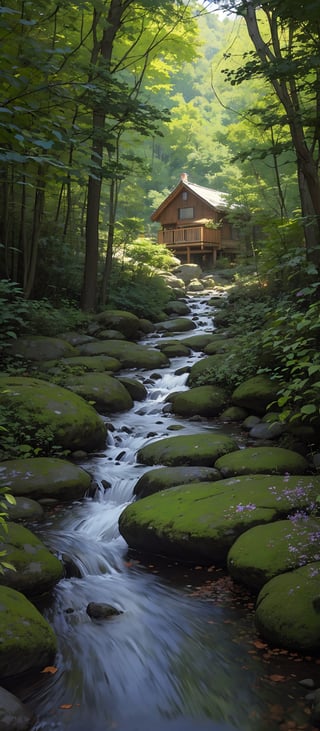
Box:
[214,0,320,267]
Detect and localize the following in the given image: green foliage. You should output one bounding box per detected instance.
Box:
[259,288,320,425]
[0,279,29,348]
[24,299,89,337]
[0,404,70,461]
[125,237,178,272]
[108,263,171,321]
[194,332,262,392]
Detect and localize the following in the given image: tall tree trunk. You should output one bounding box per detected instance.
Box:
[100,176,118,306]
[23,165,45,299]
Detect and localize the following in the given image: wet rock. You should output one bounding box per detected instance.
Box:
[311,688,320,726]
[63,373,133,414]
[170,385,228,418]
[116,376,147,402]
[172,264,202,284]
[0,685,34,731]
[134,465,221,498]
[0,457,92,501]
[0,521,64,597]
[39,354,121,374]
[0,586,57,680]
[157,341,191,358]
[137,432,238,467]
[187,354,224,387]
[232,375,279,415]
[164,300,190,316]
[255,563,320,653]
[249,421,285,440]
[86,602,123,619]
[6,496,44,522]
[6,335,78,361]
[220,406,248,421]
[242,415,261,430]
[214,446,309,477]
[0,376,107,452]
[78,340,169,370]
[228,517,320,591]
[180,334,218,352]
[155,318,196,334]
[93,309,141,340]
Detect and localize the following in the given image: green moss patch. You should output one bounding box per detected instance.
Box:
[0,586,57,679]
[170,385,228,417]
[156,318,196,333]
[255,562,320,653]
[63,373,133,413]
[231,375,279,415]
[0,457,92,500]
[180,334,218,352]
[94,309,141,340]
[133,465,221,498]
[215,446,309,476]
[137,432,238,467]
[187,355,224,387]
[0,522,63,597]
[39,355,122,374]
[7,336,78,361]
[78,339,169,369]
[0,376,107,452]
[228,517,320,591]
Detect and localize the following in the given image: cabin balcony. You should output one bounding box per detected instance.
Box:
[158,225,221,248]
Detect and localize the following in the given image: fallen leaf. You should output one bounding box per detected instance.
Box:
[252,640,268,649]
[269,674,286,682]
[41,666,58,675]
[60,704,73,710]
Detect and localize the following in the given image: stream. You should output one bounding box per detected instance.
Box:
[16,295,320,731]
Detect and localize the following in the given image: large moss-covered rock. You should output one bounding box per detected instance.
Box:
[0,457,92,501]
[187,355,224,387]
[78,340,169,370]
[215,446,309,476]
[38,355,122,374]
[7,496,44,522]
[155,318,196,333]
[231,375,279,415]
[0,376,107,451]
[0,685,34,731]
[7,336,78,361]
[0,586,57,679]
[120,474,320,564]
[164,300,190,316]
[228,517,320,591]
[180,334,218,352]
[170,385,228,417]
[63,373,133,413]
[116,376,147,402]
[255,562,320,653]
[133,465,221,498]
[204,338,237,355]
[156,341,191,358]
[93,309,141,340]
[0,522,64,596]
[137,432,238,467]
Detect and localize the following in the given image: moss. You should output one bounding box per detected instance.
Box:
[63,372,133,413]
[156,318,196,333]
[0,376,107,451]
[204,338,237,355]
[133,465,221,498]
[0,586,57,679]
[228,517,320,591]
[39,355,122,373]
[7,496,44,522]
[137,432,238,467]
[158,342,191,358]
[215,446,309,476]
[255,562,320,653]
[78,340,169,369]
[116,377,147,402]
[171,385,228,417]
[187,355,224,387]
[0,522,64,596]
[94,309,141,340]
[0,456,92,500]
[8,336,78,361]
[220,406,248,421]
[180,334,218,352]
[231,375,279,415]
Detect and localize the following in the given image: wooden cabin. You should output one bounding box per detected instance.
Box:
[151,173,241,267]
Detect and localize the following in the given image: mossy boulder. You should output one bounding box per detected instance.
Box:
[214,446,309,476]
[228,517,320,591]
[133,465,221,498]
[93,309,141,340]
[63,373,133,413]
[255,562,320,653]
[187,355,224,387]
[180,334,217,352]
[7,496,44,522]
[164,300,190,316]
[220,406,248,421]
[155,318,196,334]
[137,432,238,467]
[7,336,78,361]
[231,375,279,415]
[116,376,147,402]
[0,376,107,452]
[0,586,57,680]
[38,355,122,374]
[0,522,64,597]
[78,340,169,370]
[0,457,92,501]
[156,341,191,358]
[203,338,237,355]
[170,385,228,417]
[120,474,320,564]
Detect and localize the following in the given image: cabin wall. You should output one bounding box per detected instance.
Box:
[158,190,220,226]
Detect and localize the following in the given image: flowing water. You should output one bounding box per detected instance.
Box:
[16,295,320,731]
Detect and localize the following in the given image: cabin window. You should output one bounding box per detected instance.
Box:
[178,207,194,220]
[182,191,188,200]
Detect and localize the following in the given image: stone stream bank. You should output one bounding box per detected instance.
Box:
[0,271,320,731]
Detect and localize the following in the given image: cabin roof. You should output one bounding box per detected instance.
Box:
[151,177,230,222]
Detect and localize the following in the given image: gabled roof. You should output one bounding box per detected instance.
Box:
[151,178,230,222]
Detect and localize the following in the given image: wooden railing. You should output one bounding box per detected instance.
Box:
[158,226,221,247]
